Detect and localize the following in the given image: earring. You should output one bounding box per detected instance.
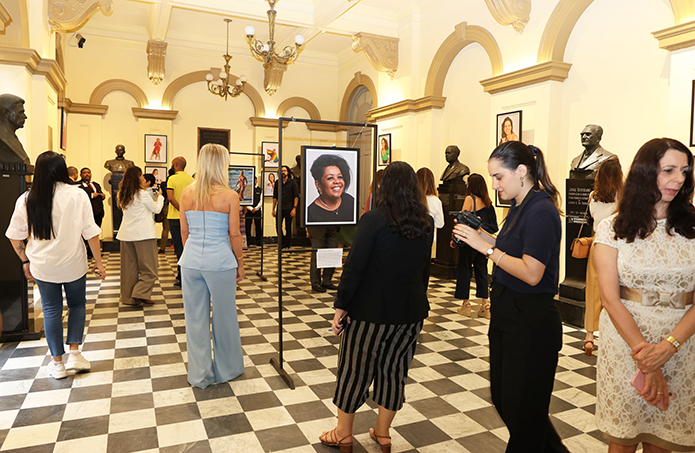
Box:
[520,177,524,188]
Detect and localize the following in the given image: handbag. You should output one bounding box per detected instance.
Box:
[570,202,593,259]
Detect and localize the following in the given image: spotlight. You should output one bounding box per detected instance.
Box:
[76,34,86,48]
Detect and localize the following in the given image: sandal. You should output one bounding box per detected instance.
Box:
[457,302,472,316]
[583,340,594,356]
[369,428,392,453]
[477,302,491,319]
[319,428,353,452]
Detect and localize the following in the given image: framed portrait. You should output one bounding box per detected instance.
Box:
[495,191,513,208]
[262,171,278,197]
[198,127,230,153]
[262,141,279,168]
[145,134,167,163]
[691,80,695,146]
[228,165,255,206]
[496,110,522,146]
[145,166,167,185]
[302,146,359,227]
[377,133,391,166]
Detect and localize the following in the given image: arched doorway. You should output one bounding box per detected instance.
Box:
[347,86,374,214]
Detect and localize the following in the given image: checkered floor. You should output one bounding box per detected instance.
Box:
[0,246,609,453]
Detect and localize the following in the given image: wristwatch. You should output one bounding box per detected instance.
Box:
[666,335,682,352]
[485,247,495,258]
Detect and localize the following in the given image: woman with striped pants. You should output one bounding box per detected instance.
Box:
[319,162,434,453]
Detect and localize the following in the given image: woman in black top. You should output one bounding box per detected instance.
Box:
[319,162,433,453]
[453,141,570,453]
[307,154,355,223]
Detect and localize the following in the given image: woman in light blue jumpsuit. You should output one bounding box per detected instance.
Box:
[179,143,246,388]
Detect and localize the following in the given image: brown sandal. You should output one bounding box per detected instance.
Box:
[477,302,491,319]
[369,428,392,453]
[457,302,472,316]
[319,428,353,452]
[583,340,594,356]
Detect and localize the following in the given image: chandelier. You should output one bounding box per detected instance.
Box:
[206,19,246,100]
[244,0,305,96]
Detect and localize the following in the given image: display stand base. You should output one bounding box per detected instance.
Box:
[555,296,584,329]
[0,331,41,343]
[430,261,457,280]
[255,271,268,282]
[270,357,295,389]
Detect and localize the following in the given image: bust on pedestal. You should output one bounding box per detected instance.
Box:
[0,94,30,168]
[104,144,134,236]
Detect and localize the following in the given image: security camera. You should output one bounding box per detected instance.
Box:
[76,34,86,48]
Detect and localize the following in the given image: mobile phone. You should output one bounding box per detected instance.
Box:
[337,313,348,335]
[631,370,671,410]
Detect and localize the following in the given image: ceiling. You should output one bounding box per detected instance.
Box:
[78,0,426,63]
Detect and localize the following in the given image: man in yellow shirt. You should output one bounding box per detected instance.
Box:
[167,157,194,287]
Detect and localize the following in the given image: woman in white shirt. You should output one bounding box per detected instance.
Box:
[416,168,444,228]
[117,166,164,305]
[6,151,105,379]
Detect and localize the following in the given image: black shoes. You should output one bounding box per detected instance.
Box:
[173,280,181,288]
[312,285,326,293]
[323,283,339,291]
[158,249,165,254]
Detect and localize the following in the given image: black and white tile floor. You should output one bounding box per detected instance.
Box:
[0,247,609,453]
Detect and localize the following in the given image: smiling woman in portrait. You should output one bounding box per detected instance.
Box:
[499,117,519,145]
[307,154,355,223]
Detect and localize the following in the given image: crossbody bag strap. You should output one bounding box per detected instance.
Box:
[575,201,590,240]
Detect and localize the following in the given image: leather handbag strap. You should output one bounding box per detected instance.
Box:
[575,201,590,241]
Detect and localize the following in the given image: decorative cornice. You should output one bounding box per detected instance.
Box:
[484,0,532,34]
[652,19,695,51]
[249,117,290,128]
[352,32,399,78]
[146,39,167,85]
[132,108,178,120]
[479,60,572,94]
[0,46,67,92]
[365,96,446,122]
[48,0,113,32]
[63,98,108,115]
[0,2,12,33]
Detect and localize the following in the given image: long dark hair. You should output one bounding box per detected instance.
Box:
[614,138,695,242]
[117,166,144,210]
[26,151,72,240]
[489,141,561,210]
[416,167,437,196]
[592,158,623,203]
[375,161,432,239]
[467,174,492,208]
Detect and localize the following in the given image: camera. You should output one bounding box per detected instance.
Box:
[450,211,483,245]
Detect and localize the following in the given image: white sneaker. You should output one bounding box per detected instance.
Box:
[66,351,91,373]
[48,360,67,379]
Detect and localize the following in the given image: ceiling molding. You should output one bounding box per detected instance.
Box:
[132,108,178,120]
[0,46,67,93]
[48,0,114,33]
[249,117,290,128]
[89,79,149,108]
[365,96,446,122]
[652,19,695,51]
[537,0,593,63]
[61,98,109,115]
[479,60,572,94]
[0,2,12,33]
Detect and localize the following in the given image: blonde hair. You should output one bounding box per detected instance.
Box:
[190,143,230,209]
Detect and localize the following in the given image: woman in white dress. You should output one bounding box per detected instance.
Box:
[594,138,695,452]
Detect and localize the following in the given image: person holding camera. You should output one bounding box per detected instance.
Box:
[451,173,497,318]
[452,141,569,453]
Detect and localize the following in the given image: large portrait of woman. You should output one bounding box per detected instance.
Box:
[496,110,522,146]
[302,146,359,227]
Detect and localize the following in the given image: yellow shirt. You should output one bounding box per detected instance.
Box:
[167,171,194,219]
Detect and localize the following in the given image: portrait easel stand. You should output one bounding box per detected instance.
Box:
[271,117,379,389]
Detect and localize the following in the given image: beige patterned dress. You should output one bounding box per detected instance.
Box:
[595,216,695,450]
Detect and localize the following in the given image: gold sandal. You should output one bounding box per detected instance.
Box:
[319,428,353,453]
[369,428,392,453]
[457,302,472,316]
[477,302,491,319]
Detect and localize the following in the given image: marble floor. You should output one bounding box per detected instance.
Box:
[0,246,609,453]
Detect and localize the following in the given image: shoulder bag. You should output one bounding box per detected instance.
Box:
[570,202,593,259]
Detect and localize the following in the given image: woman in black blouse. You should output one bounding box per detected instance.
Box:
[319,162,433,453]
[453,141,570,453]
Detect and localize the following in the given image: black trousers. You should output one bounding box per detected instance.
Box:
[489,283,569,453]
[169,218,183,280]
[276,209,292,248]
[85,215,103,259]
[308,226,338,286]
[455,245,488,299]
[245,213,262,245]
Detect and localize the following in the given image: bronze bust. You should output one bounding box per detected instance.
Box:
[104,144,134,174]
[440,145,470,182]
[0,94,30,165]
[570,125,617,179]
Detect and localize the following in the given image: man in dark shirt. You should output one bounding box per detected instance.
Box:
[246,176,263,246]
[272,166,299,248]
[79,167,105,258]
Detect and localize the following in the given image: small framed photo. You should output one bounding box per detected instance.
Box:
[378,133,391,166]
[262,171,277,197]
[145,166,167,185]
[145,134,167,163]
[496,111,522,146]
[690,81,695,146]
[302,146,359,227]
[229,165,256,206]
[495,191,513,208]
[262,141,279,168]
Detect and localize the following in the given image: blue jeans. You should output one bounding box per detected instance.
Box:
[35,275,87,357]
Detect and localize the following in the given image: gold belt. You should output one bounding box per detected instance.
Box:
[620,286,693,309]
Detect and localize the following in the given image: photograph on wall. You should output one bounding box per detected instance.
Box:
[198,127,230,153]
[302,146,359,227]
[495,191,513,208]
[378,133,391,166]
[263,171,278,197]
[691,81,695,146]
[145,166,167,185]
[145,134,167,163]
[262,141,279,168]
[228,165,256,206]
[496,110,522,146]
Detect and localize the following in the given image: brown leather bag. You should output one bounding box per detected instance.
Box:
[571,202,592,259]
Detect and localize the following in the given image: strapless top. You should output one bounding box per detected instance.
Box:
[178,211,238,271]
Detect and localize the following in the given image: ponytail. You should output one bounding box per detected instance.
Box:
[528,145,561,210]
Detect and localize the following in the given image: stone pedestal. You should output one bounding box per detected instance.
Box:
[431,180,468,279]
[109,173,124,237]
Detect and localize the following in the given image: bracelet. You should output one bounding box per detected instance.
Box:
[495,252,506,266]
[21,260,29,265]
[666,335,682,352]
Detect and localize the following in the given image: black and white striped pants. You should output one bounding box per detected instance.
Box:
[333,319,423,413]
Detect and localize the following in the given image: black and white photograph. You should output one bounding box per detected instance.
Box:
[145,134,167,163]
[496,110,522,146]
[302,146,359,226]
